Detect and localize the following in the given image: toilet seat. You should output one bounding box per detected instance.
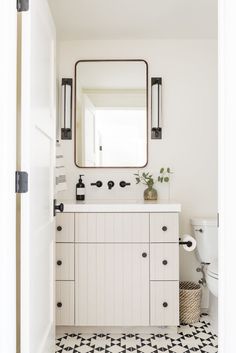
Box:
[207,259,218,280]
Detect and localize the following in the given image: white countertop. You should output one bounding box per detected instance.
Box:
[59,200,181,213]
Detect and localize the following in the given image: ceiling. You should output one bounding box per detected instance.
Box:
[48,0,217,40]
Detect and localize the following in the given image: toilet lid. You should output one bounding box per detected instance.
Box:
[190,218,217,226]
[207,259,218,277]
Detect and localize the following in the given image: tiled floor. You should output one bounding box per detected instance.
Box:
[55,314,218,353]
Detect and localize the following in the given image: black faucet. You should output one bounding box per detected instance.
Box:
[107,181,115,190]
[91,181,103,188]
[119,181,131,188]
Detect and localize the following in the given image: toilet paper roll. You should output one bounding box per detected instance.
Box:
[182,235,197,252]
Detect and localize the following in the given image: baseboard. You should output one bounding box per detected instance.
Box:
[56,326,178,335]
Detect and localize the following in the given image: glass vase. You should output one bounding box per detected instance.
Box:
[144,186,157,201]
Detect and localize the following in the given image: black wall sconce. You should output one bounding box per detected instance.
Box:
[151,77,162,139]
[61,78,72,140]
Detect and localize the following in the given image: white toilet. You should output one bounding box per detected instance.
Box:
[191,218,218,333]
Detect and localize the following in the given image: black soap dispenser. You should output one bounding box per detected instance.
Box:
[76,175,85,201]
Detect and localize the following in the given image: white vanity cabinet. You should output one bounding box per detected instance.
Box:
[56,204,180,328]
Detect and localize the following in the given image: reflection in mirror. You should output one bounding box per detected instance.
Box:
[75,60,148,168]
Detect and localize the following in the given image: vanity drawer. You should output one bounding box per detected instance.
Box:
[75,213,149,243]
[150,244,179,280]
[150,213,179,242]
[56,244,74,280]
[56,213,74,242]
[56,281,74,326]
[150,281,179,326]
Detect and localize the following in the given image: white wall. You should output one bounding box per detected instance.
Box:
[58,39,217,283]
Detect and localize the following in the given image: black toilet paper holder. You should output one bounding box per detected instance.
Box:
[179,238,193,248]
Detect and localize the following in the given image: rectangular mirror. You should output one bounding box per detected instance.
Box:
[75,60,148,168]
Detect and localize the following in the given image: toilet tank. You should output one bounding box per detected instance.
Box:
[191,218,218,264]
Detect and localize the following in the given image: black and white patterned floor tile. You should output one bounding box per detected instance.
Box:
[55,314,218,353]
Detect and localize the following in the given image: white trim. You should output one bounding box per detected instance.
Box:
[0,1,17,353]
[56,326,178,335]
[218,0,236,352]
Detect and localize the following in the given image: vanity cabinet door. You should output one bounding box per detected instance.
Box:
[150,281,179,326]
[75,243,149,326]
[150,213,179,242]
[75,213,149,242]
[56,244,74,280]
[56,281,74,326]
[150,244,179,280]
[56,213,74,242]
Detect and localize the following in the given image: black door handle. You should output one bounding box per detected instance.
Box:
[56,203,64,212]
[57,302,62,308]
[54,199,64,216]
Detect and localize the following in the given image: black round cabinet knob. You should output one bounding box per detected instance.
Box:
[57,302,62,308]
[57,260,62,266]
[142,252,147,258]
[162,260,168,265]
[162,226,168,232]
[57,226,62,231]
[163,302,168,308]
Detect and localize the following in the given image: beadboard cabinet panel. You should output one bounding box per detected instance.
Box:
[150,281,179,326]
[56,210,180,328]
[150,213,179,242]
[150,243,179,280]
[75,243,149,326]
[75,213,149,243]
[56,243,74,280]
[56,213,74,242]
[56,281,74,326]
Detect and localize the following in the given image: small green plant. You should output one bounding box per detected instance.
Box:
[134,171,156,188]
[158,167,172,183]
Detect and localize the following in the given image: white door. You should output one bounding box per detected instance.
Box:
[20,0,56,352]
[0,2,17,353]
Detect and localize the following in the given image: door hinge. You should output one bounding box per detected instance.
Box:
[15,171,28,193]
[17,0,29,12]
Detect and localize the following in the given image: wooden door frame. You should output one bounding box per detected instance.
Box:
[0,1,17,353]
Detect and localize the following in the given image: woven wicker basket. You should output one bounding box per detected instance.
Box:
[180,281,202,324]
